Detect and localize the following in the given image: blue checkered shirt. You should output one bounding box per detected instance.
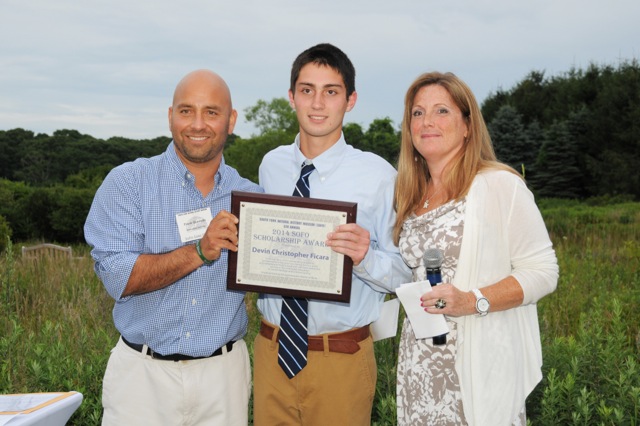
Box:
[84,142,263,356]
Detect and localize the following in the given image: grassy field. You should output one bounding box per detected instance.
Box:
[1,200,638,425]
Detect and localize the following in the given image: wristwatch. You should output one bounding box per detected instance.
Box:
[471,288,490,316]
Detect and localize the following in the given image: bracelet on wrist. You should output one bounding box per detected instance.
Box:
[195,239,213,265]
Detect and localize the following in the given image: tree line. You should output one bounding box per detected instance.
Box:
[483,59,639,199]
[0,60,638,246]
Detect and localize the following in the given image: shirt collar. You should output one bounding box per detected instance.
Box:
[166,141,226,186]
[293,133,348,179]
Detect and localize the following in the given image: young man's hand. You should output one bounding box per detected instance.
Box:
[326,223,370,266]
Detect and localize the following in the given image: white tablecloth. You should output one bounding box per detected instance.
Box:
[0,392,83,426]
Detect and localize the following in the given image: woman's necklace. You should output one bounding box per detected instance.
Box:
[423,186,443,209]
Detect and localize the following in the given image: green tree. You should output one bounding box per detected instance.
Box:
[244,98,298,135]
[14,187,56,240]
[508,70,550,126]
[224,130,291,184]
[581,63,640,198]
[5,129,169,187]
[488,105,531,172]
[0,180,33,241]
[0,128,35,181]
[362,118,400,166]
[532,120,583,198]
[65,165,113,190]
[480,89,510,124]
[14,137,54,185]
[483,59,640,200]
[50,186,95,242]
[0,215,11,253]
[586,150,640,199]
[343,123,366,151]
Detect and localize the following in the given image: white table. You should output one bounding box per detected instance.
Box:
[0,392,83,426]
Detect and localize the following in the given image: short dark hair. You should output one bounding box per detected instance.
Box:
[290,43,356,98]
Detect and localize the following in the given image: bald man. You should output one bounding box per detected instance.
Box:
[85,69,263,425]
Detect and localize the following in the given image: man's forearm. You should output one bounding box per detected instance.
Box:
[122,244,202,297]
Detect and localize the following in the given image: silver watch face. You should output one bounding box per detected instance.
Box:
[477,298,490,312]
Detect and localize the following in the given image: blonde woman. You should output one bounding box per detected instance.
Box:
[393,72,558,425]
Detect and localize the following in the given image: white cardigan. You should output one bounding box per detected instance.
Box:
[451,170,558,425]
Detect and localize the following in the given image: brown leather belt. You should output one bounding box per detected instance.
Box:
[259,321,370,354]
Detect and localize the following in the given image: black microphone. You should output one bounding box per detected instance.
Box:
[423,248,447,346]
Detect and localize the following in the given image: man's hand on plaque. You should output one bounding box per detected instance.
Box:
[200,210,240,260]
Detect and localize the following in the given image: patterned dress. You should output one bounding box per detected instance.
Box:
[396,199,526,425]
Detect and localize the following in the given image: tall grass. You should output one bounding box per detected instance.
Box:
[0,241,115,424]
[528,200,640,425]
[1,200,638,424]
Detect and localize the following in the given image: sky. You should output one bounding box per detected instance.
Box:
[1,0,638,140]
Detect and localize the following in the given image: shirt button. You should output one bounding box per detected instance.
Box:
[192,298,197,306]
[185,332,191,338]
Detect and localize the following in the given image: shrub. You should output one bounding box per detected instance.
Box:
[0,216,11,253]
[530,299,639,424]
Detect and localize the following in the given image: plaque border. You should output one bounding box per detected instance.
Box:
[227,191,356,302]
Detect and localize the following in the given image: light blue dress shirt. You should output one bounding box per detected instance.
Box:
[257,134,411,334]
[84,142,263,357]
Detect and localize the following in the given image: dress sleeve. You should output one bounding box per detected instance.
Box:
[508,178,559,304]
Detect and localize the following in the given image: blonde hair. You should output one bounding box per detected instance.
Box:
[392,72,519,244]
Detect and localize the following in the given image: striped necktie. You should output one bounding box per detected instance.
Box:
[278,162,315,378]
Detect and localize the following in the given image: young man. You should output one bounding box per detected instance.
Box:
[84,70,262,425]
[253,43,411,425]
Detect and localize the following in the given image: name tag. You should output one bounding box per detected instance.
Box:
[176,208,212,243]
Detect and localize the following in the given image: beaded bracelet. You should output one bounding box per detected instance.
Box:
[195,239,213,265]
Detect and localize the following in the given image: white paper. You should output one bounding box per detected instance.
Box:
[371,298,400,341]
[235,201,347,296]
[396,280,449,339]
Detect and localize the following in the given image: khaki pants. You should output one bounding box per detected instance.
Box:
[102,337,250,426]
[253,321,377,426]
